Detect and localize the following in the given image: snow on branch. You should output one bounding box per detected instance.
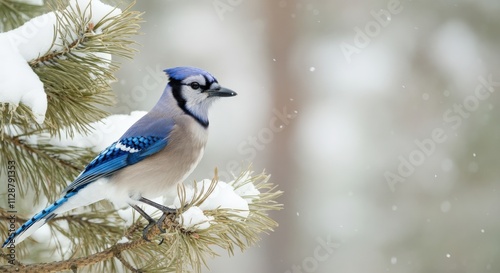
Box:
[0,0,141,132]
[0,169,283,273]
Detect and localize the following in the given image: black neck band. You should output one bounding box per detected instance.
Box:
[170,81,209,128]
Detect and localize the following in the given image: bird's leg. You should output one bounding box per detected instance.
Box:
[156,213,169,233]
[139,197,178,232]
[138,197,177,213]
[131,204,156,241]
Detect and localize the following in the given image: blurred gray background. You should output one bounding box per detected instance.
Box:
[112,1,500,272]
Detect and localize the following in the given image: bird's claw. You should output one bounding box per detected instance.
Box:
[142,220,155,241]
[156,213,168,233]
[142,206,184,241]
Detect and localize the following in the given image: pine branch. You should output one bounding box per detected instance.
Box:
[0,133,95,202]
[0,0,142,136]
[0,171,283,273]
[30,0,142,136]
[0,238,147,273]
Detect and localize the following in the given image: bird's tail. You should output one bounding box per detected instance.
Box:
[2,191,79,248]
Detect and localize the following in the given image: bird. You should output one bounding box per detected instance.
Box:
[2,66,237,247]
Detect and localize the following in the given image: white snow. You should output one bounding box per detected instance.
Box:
[116,236,130,244]
[0,0,121,124]
[160,178,256,231]
[49,111,146,152]
[115,177,258,232]
[230,171,261,203]
[116,174,259,232]
[0,38,46,124]
[179,206,213,230]
[171,179,250,220]
[116,177,258,232]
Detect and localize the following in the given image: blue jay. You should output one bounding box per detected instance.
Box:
[2,66,237,247]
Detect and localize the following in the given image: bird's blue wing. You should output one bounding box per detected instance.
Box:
[3,132,172,247]
[63,135,168,193]
[65,137,168,192]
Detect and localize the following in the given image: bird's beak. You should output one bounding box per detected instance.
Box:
[207,87,237,97]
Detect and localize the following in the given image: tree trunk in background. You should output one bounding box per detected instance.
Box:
[264,1,301,272]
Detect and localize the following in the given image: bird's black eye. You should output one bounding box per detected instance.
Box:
[190,82,200,90]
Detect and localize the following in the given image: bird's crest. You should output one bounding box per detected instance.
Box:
[164,66,217,83]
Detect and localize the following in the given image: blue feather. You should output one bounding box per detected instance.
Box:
[164,66,217,83]
[3,119,174,247]
[2,133,171,247]
[3,133,170,247]
[63,135,168,193]
[2,190,78,247]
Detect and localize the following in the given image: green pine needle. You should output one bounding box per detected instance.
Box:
[0,0,53,32]
[0,0,142,205]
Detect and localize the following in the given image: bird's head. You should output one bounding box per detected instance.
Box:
[164,66,237,127]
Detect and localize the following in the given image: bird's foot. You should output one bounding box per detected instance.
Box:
[156,205,187,233]
[142,220,156,241]
[156,213,168,233]
[160,206,177,214]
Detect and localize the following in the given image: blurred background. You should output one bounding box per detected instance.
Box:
[112,1,500,272]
